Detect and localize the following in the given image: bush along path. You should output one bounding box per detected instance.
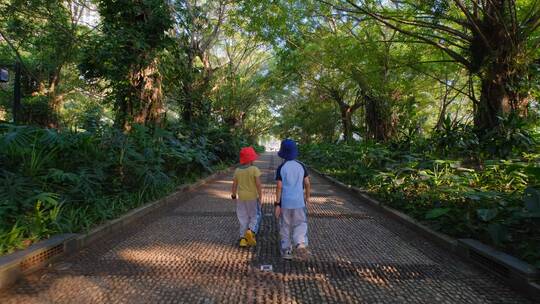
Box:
[0,123,258,255]
[299,142,540,268]
[0,153,531,303]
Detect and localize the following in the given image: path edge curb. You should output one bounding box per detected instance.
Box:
[0,166,234,291]
[307,165,540,300]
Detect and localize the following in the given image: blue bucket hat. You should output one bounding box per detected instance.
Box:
[278,139,298,160]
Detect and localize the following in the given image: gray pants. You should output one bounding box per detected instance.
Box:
[279,207,308,250]
[236,200,261,238]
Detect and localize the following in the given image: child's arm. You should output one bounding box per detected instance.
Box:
[255,176,263,203]
[304,176,311,204]
[275,180,282,218]
[231,177,238,200]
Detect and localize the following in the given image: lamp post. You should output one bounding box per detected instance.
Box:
[13,61,21,124]
[0,61,22,124]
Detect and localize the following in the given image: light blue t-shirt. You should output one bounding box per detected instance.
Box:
[275,160,309,209]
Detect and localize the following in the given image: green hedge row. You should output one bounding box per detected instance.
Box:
[0,123,254,255]
[300,142,540,267]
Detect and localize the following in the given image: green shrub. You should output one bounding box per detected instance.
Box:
[0,123,243,255]
[300,142,540,267]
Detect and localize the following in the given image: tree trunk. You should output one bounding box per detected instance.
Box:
[471,1,530,131]
[182,81,194,123]
[117,89,133,132]
[181,51,195,123]
[434,78,454,131]
[132,59,164,128]
[435,101,449,131]
[181,51,213,124]
[364,95,393,142]
[339,106,353,142]
[475,64,529,130]
[225,112,245,129]
[47,67,62,129]
[118,59,164,132]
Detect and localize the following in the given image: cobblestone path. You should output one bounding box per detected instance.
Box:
[0,153,532,303]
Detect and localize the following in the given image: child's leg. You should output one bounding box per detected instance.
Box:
[279,208,293,251]
[236,202,249,238]
[291,207,308,247]
[253,199,263,234]
[246,200,259,233]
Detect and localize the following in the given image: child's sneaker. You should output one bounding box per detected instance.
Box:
[245,229,257,246]
[239,238,248,247]
[281,248,293,260]
[295,243,309,259]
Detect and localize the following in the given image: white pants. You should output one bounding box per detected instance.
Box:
[279,207,308,250]
[236,200,261,238]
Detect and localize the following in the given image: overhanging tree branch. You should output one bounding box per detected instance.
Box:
[321,0,472,69]
[0,30,38,80]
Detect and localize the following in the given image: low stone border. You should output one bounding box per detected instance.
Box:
[0,234,76,289]
[457,239,539,298]
[308,166,540,300]
[0,167,233,290]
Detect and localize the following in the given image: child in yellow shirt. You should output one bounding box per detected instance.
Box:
[231,147,262,247]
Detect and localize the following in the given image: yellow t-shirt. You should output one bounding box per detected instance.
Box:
[234,165,261,201]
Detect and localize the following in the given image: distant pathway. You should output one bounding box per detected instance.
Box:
[0,153,531,303]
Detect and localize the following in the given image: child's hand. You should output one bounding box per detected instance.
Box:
[274,205,281,218]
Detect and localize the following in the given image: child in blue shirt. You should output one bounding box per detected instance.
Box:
[274,139,311,259]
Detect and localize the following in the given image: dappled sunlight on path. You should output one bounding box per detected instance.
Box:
[0,153,531,303]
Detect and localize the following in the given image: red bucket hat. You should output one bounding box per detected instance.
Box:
[239,147,258,165]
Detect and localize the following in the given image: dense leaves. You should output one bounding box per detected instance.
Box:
[0,123,248,254]
[0,1,274,256]
[300,141,540,266]
[79,0,173,130]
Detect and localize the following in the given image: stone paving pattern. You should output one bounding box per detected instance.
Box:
[0,153,532,303]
